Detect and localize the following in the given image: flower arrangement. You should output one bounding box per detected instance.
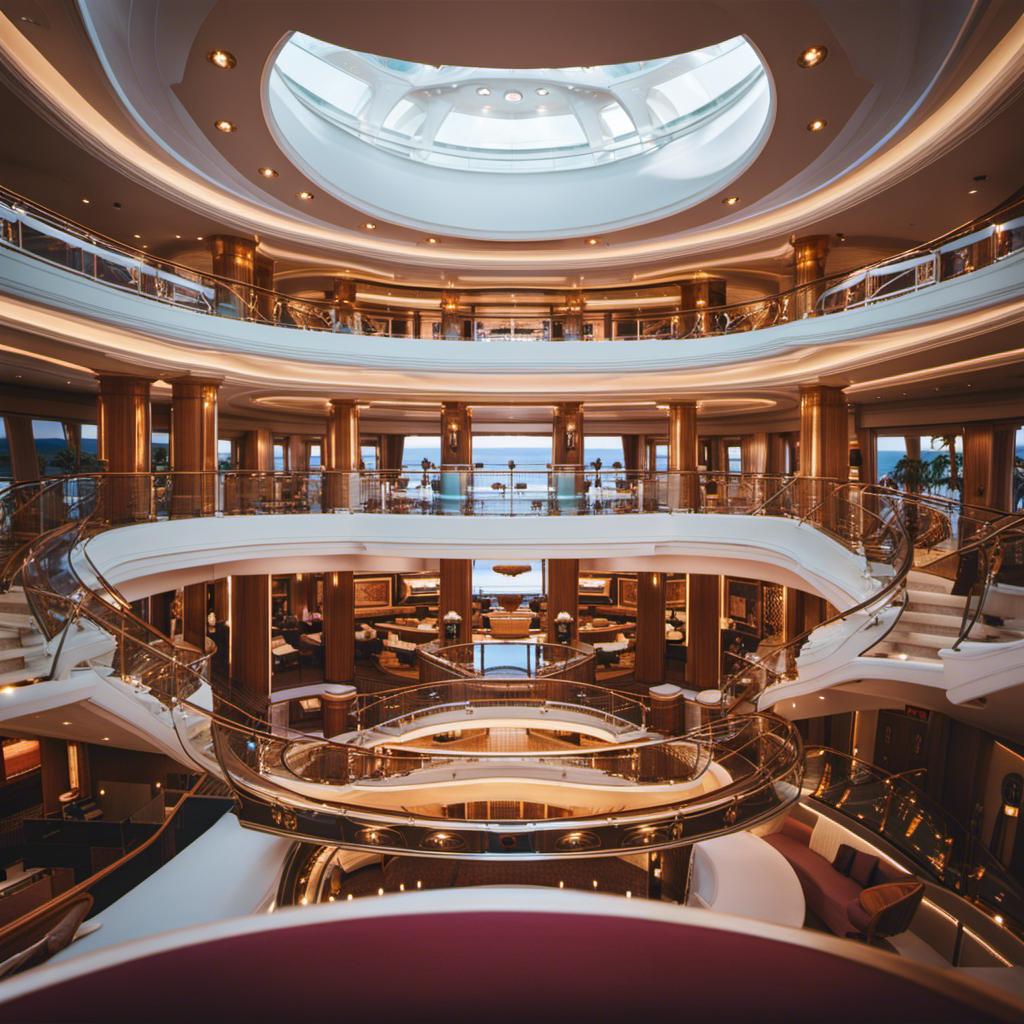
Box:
[554,612,573,623]
[554,611,573,643]
[443,610,462,641]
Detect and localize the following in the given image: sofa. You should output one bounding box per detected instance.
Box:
[764,816,924,944]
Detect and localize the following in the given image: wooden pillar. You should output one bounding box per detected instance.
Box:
[325,399,359,510]
[563,289,585,341]
[552,402,584,467]
[766,433,788,477]
[40,738,71,815]
[212,579,229,622]
[380,435,405,472]
[230,574,271,697]
[687,574,720,690]
[963,423,1014,513]
[254,253,275,321]
[322,685,357,738]
[323,571,355,684]
[239,429,273,471]
[439,559,472,645]
[667,401,698,509]
[792,235,830,319]
[635,572,665,685]
[148,590,173,636]
[209,235,255,317]
[286,436,308,473]
[546,559,579,644]
[3,415,39,481]
[96,374,153,522]
[169,375,220,517]
[440,289,461,340]
[741,434,769,475]
[182,583,208,653]
[649,684,684,735]
[679,278,726,336]
[799,384,848,521]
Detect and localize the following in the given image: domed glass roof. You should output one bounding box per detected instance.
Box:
[272,32,766,173]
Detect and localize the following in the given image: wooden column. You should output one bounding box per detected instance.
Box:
[687,574,720,690]
[333,279,357,331]
[182,583,208,654]
[440,402,472,468]
[563,289,585,341]
[552,402,584,467]
[322,685,357,738]
[635,572,665,685]
[209,235,255,317]
[323,571,355,684]
[766,433,788,476]
[40,738,71,815]
[254,253,275,321]
[380,435,405,472]
[239,429,273,471]
[667,401,698,509]
[679,278,726,336]
[230,574,271,697]
[286,436,309,473]
[799,384,848,522]
[963,423,1015,513]
[325,399,359,510]
[741,434,769,475]
[3,415,39,481]
[439,559,473,645]
[148,590,173,636]
[546,559,579,644]
[97,374,153,522]
[440,289,462,340]
[169,375,220,517]
[792,235,830,319]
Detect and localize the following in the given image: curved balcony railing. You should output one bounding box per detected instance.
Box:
[805,746,1024,931]
[2,184,1022,343]
[417,640,597,685]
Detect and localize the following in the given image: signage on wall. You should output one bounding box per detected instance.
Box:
[905,705,930,721]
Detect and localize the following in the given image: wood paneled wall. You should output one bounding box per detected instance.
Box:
[687,574,720,690]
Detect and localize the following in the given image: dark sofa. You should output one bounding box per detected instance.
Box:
[764,816,920,941]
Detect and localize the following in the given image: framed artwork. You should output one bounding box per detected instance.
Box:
[665,577,687,609]
[619,577,637,608]
[726,578,761,634]
[354,576,392,609]
[578,575,611,599]
[402,575,440,602]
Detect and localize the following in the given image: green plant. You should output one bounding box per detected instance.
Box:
[48,446,103,475]
[890,456,929,493]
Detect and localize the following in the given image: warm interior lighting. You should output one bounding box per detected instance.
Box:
[259,167,278,177]
[295,190,314,200]
[723,196,740,205]
[424,237,439,244]
[797,45,828,68]
[207,49,237,70]
[214,119,237,132]
[807,119,828,132]
[586,238,600,245]
[361,222,377,230]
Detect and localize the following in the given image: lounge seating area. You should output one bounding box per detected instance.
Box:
[764,815,924,946]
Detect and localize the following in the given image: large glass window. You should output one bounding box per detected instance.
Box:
[585,435,624,468]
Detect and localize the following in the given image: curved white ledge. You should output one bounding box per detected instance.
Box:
[2,245,1024,395]
[82,513,877,610]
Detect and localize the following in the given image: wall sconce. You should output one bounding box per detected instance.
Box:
[564,421,578,452]
[448,420,460,454]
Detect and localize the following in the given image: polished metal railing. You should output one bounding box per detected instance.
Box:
[805,746,1024,930]
[2,184,1022,342]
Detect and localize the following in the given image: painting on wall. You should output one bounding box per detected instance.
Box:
[666,577,687,609]
[402,575,441,602]
[354,576,392,609]
[619,577,637,608]
[578,575,612,599]
[726,578,761,634]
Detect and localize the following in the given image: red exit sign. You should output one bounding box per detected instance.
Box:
[905,705,930,721]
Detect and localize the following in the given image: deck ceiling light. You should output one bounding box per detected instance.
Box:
[807,118,828,132]
[797,45,828,68]
[215,119,237,132]
[259,167,279,177]
[207,49,237,70]
[295,190,314,200]
[723,196,740,205]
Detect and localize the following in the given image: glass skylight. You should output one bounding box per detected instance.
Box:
[270,32,766,173]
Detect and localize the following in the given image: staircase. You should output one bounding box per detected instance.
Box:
[0,588,49,682]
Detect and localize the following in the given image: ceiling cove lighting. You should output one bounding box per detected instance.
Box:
[206,49,237,70]
[797,46,828,68]
[214,119,237,132]
[360,222,377,230]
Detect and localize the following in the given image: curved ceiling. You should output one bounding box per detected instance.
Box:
[1,1,1018,288]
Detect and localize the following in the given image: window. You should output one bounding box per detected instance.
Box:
[218,439,233,470]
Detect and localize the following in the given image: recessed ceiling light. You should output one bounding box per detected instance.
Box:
[81,198,90,204]
[807,118,828,132]
[537,104,547,110]
[536,87,549,96]
[197,236,204,241]
[968,189,978,194]
[62,721,71,726]
[295,190,314,200]
[476,86,490,96]
[797,45,828,68]
[360,221,377,230]
[102,736,110,741]
[175,234,181,239]
[424,237,439,244]
[207,49,237,70]
[215,119,237,132]
[586,237,600,245]
[258,167,278,178]
[19,15,41,25]
[504,90,523,102]
[133,233,141,238]
[723,196,740,205]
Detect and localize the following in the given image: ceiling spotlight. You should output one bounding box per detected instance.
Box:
[214,119,237,132]
[536,87,549,96]
[723,196,740,205]
[807,118,828,132]
[207,49,237,70]
[197,236,204,241]
[504,90,523,102]
[797,45,828,68]
[586,237,600,245]
[361,221,377,230]
[175,234,181,239]
[258,167,278,178]
[19,15,41,25]
[295,190,314,200]
[476,86,490,96]
[968,189,978,194]
[81,198,90,204]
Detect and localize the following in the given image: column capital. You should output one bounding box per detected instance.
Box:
[165,373,224,388]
